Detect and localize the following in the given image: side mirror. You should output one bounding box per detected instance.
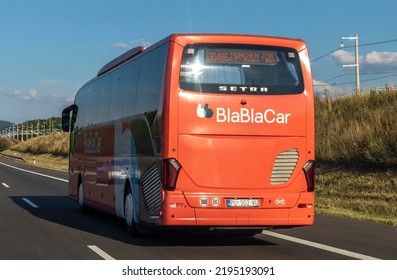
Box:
[62,104,78,132]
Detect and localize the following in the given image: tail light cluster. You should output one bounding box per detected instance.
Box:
[161,158,182,191]
[303,160,315,192]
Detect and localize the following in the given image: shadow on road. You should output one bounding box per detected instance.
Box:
[9,195,276,247]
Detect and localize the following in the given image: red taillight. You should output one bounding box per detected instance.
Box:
[162,158,181,191]
[303,160,315,192]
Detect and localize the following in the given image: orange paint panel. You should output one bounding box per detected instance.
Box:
[178,135,306,190]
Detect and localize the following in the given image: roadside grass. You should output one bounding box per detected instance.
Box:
[2,133,69,171]
[314,89,397,226]
[316,163,397,226]
[8,133,69,157]
[315,89,397,167]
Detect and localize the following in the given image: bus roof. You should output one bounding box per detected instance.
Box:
[97,46,144,77]
[167,33,307,51]
[87,33,307,88]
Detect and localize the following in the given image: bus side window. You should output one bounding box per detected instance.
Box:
[136,44,168,154]
[98,77,111,124]
[123,59,139,118]
[111,65,127,120]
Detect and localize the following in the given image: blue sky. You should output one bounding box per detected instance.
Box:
[1,0,397,123]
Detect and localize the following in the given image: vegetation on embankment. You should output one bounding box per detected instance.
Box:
[315,89,397,226]
[315,89,397,167]
[1,133,69,171]
[8,133,69,157]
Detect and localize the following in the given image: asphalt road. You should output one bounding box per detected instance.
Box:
[1,156,396,260]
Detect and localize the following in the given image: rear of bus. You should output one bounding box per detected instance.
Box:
[160,34,315,229]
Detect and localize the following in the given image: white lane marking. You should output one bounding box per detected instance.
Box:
[2,183,10,188]
[0,161,68,183]
[22,198,39,208]
[262,230,381,260]
[87,245,115,260]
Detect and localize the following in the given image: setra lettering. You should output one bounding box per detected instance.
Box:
[219,86,268,93]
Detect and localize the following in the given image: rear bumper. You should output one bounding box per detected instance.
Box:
[158,191,314,227]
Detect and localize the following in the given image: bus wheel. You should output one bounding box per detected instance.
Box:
[78,182,89,213]
[124,187,138,236]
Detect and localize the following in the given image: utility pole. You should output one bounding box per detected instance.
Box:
[341,33,360,95]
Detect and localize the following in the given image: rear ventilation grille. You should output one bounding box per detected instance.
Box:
[141,163,162,216]
[270,149,299,185]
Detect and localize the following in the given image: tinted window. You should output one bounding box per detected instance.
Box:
[98,77,111,124]
[111,65,127,120]
[123,60,139,117]
[136,44,168,119]
[180,44,304,95]
[73,43,168,156]
[136,44,168,154]
[74,86,88,128]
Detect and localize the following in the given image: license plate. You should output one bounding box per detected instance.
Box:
[227,199,259,208]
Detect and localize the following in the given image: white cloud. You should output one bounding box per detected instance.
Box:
[0,87,21,97]
[313,79,343,97]
[11,90,21,97]
[364,51,397,65]
[131,38,151,48]
[1,87,39,101]
[19,89,38,101]
[114,38,151,49]
[331,50,356,65]
[331,50,397,72]
[114,42,130,49]
[65,97,75,103]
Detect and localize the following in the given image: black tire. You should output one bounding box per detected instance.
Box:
[78,181,90,214]
[124,186,138,236]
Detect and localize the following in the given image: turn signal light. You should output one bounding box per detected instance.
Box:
[169,203,186,208]
[298,203,313,208]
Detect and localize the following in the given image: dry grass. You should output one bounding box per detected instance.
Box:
[10,133,69,156]
[315,89,397,226]
[315,89,397,167]
[4,133,69,171]
[316,163,397,226]
[8,152,69,171]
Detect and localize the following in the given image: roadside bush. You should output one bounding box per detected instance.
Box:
[0,137,11,151]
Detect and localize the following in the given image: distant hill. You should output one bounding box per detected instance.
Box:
[0,120,13,131]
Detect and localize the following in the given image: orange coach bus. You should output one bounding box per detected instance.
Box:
[62,34,315,235]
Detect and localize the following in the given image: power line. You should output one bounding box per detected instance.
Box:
[311,38,397,63]
[341,71,397,76]
[359,38,397,47]
[349,72,397,85]
[314,72,397,87]
[323,74,344,83]
[313,36,397,91]
[311,47,341,62]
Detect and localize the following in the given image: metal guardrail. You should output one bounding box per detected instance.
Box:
[0,152,25,162]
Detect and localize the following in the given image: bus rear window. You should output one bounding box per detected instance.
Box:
[180,44,304,94]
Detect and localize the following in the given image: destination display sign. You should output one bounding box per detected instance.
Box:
[206,49,278,65]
